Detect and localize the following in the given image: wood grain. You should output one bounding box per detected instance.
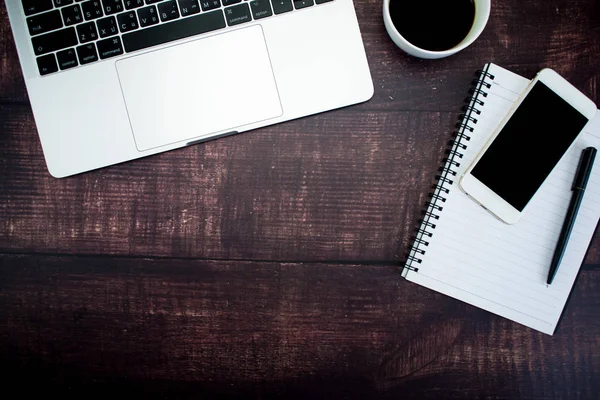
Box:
[0,3,26,105]
[1,254,599,398]
[0,104,457,261]
[1,104,598,263]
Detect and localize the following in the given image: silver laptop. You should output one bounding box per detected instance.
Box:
[6,0,373,177]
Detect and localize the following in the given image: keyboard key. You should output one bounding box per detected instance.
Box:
[76,43,99,64]
[179,0,200,16]
[56,48,78,70]
[271,0,292,14]
[62,5,83,26]
[222,0,240,5]
[145,0,162,3]
[82,1,104,20]
[200,0,221,11]
[249,0,271,19]
[97,16,118,37]
[26,10,63,36]
[315,0,332,3]
[102,0,124,15]
[76,21,98,42]
[22,0,53,16]
[97,36,124,59]
[117,11,139,32]
[122,9,226,52]
[137,6,159,27]
[37,54,58,75]
[293,0,312,8]
[54,0,74,7]
[225,3,251,26]
[124,0,144,9]
[32,27,78,55]
[158,1,179,22]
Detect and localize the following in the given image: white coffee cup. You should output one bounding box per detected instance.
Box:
[383,0,491,59]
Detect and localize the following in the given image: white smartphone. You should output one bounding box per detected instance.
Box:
[460,68,597,224]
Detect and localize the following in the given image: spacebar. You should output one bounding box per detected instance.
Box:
[122,10,227,53]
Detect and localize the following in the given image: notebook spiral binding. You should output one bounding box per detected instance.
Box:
[402,67,495,276]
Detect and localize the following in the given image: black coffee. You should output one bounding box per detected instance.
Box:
[389,0,476,52]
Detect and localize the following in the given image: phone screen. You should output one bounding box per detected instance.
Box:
[471,81,589,211]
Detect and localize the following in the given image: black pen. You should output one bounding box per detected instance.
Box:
[547,146,597,285]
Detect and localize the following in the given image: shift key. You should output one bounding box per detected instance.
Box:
[32,27,78,56]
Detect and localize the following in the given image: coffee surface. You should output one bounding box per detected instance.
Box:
[390,0,476,51]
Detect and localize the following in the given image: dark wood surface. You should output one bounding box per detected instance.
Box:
[1,0,599,398]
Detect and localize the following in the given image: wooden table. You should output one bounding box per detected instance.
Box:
[1,0,599,398]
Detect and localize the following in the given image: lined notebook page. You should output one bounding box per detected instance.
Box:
[406,64,600,335]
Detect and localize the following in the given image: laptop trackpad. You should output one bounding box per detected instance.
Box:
[116,25,283,151]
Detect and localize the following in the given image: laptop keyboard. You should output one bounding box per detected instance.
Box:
[23,0,334,76]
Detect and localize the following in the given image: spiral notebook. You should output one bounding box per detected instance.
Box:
[403,63,600,335]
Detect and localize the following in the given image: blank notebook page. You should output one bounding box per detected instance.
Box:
[406,64,600,335]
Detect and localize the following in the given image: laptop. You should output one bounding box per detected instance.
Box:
[5,0,373,177]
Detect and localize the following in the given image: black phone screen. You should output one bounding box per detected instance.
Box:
[471,81,589,211]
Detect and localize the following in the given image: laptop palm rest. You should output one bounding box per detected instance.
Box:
[116,25,283,152]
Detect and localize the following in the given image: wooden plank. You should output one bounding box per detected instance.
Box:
[1,104,598,263]
[2,0,599,109]
[0,104,448,261]
[1,254,599,397]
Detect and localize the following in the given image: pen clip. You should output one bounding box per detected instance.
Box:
[572,147,597,191]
